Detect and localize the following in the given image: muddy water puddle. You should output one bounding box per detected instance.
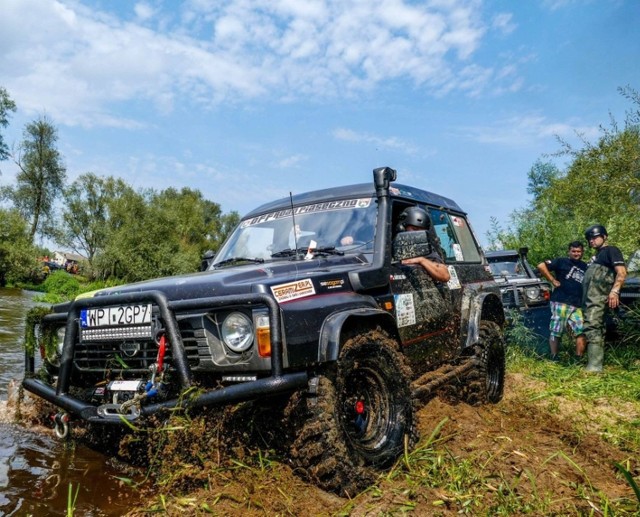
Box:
[0,288,144,516]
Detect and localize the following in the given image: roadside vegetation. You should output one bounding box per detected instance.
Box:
[487,85,640,264]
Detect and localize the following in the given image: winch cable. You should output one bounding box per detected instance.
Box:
[145,334,167,398]
[120,334,169,414]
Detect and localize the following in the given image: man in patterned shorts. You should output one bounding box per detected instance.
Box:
[537,241,588,360]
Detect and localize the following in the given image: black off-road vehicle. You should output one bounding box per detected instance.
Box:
[23,167,505,495]
[607,249,640,337]
[485,248,551,311]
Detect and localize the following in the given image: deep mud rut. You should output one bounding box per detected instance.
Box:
[123,371,638,516]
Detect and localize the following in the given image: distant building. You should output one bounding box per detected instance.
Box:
[53,251,86,266]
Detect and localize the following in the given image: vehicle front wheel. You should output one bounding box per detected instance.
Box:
[464,321,505,405]
[286,329,416,496]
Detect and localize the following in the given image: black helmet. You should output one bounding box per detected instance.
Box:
[398,206,430,230]
[584,224,607,241]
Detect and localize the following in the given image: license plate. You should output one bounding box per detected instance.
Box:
[80,304,152,328]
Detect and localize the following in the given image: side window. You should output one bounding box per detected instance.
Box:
[428,210,482,263]
[429,209,458,261]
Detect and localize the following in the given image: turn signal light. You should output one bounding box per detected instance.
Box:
[256,315,271,357]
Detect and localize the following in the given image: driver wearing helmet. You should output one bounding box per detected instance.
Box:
[397,206,450,283]
[582,224,627,373]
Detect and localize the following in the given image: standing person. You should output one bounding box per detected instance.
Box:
[537,241,588,360]
[582,224,627,373]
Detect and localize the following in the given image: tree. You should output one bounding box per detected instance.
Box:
[59,173,132,264]
[2,116,66,240]
[0,208,38,285]
[489,87,640,264]
[88,185,240,282]
[0,87,17,162]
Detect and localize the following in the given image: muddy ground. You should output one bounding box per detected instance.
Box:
[120,371,638,516]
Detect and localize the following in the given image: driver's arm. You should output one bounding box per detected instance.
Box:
[402,256,451,282]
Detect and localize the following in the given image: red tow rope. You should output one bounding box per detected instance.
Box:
[157,334,166,373]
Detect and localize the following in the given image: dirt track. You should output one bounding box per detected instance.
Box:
[126,372,638,515]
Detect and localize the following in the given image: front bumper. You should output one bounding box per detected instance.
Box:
[23,290,309,424]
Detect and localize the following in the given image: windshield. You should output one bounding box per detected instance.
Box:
[212,197,377,267]
[487,258,529,279]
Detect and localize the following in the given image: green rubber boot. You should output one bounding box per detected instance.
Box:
[585,342,604,373]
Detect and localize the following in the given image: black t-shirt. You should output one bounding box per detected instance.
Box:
[590,245,625,270]
[545,257,587,307]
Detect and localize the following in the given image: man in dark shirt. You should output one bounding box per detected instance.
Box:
[582,224,627,373]
[538,241,588,360]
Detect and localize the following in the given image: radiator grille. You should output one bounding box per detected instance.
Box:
[73,320,202,372]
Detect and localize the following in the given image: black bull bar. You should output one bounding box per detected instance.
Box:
[22,290,309,424]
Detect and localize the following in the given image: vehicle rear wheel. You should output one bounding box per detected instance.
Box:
[465,321,505,405]
[286,329,416,496]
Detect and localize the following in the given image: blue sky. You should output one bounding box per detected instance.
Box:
[1,0,638,246]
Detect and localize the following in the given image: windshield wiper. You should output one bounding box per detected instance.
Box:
[270,248,300,258]
[271,247,344,258]
[313,246,344,256]
[214,257,265,268]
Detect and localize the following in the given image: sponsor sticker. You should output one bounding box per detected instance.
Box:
[394,293,416,327]
[242,198,372,227]
[319,279,345,290]
[447,266,462,290]
[453,243,464,261]
[271,278,316,303]
[451,216,464,227]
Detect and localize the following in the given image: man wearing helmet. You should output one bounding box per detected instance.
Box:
[582,224,627,373]
[397,206,450,283]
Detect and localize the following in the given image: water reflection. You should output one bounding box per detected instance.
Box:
[0,288,143,516]
[0,423,140,516]
[0,288,38,399]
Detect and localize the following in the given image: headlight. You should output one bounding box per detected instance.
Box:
[524,287,540,301]
[221,312,253,353]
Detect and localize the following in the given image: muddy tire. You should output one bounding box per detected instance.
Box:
[465,321,505,405]
[286,329,416,496]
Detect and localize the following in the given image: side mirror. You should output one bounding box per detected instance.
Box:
[393,230,433,262]
[200,250,215,271]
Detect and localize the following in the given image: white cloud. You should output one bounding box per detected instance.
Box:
[134,2,155,21]
[275,154,307,169]
[457,114,600,146]
[0,0,504,127]
[333,128,417,154]
[492,13,516,35]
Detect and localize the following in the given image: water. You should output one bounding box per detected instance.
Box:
[0,288,35,400]
[0,288,143,516]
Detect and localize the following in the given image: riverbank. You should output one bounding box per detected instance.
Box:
[13,270,120,304]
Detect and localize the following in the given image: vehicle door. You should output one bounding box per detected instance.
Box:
[388,205,454,369]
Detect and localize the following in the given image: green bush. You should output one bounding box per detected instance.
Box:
[41,270,81,300]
